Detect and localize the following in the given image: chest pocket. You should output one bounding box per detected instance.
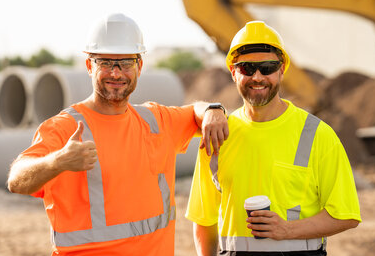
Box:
[133,105,167,175]
[270,162,312,209]
[270,114,320,214]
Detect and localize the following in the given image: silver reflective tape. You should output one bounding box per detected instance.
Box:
[63,107,106,228]
[294,114,321,167]
[54,174,174,247]
[54,206,176,247]
[220,236,323,252]
[287,205,301,221]
[209,154,222,192]
[64,107,106,227]
[132,105,160,134]
[55,109,173,247]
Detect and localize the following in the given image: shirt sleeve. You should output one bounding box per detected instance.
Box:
[145,102,198,153]
[185,146,222,226]
[16,112,77,198]
[316,125,362,222]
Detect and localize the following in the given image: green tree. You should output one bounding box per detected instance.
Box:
[0,48,75,71]
[9,56,27,66]
[27,48,56,67]
[155,50,203,72]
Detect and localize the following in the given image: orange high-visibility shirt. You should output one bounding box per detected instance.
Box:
[18,102,198,256]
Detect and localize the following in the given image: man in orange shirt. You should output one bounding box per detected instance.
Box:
[7,13,228,255]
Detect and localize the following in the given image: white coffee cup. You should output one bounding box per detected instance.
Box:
[244,195,271,239]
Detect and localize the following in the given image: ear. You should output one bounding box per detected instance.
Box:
[229,65,237,82]
[86,58,93,76]
[137,58,143,78]
[279,62,285,80]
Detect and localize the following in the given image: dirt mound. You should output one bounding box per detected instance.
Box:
[320,72,370,110]
[316,75,375,164]
[335,79,375,128]
[179,67,375,167]
[181,67,233,104]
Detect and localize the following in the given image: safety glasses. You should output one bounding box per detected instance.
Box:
[233,60,282,76]
[91,58,138,71]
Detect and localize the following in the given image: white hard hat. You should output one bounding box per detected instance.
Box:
[84,13,146,54]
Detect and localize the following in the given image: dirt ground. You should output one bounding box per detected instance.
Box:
[1,175,374,256]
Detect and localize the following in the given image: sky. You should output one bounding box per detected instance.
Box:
[0,0,216,58]
[1,0,375,77]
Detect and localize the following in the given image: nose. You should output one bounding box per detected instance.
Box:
[251,69,264,82]
[110,65,123,79]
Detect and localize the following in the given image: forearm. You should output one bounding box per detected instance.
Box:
[248,208,360,240]
[286,209,360,239]
[193,223,218,256]
[7,152,64,195]
[192,101,229,156]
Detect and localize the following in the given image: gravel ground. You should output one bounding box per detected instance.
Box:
[1,176,374,256]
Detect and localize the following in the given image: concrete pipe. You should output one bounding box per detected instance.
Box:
[0,66,38,128]
[130,68,185,106]
[33,65,92,125]
[0,129,35,188]
[176,136,200,177]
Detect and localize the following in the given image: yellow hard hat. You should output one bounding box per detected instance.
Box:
[226,21,290,74]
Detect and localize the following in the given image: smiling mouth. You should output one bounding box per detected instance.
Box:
[249,85,267,90]
[105,81,127,87]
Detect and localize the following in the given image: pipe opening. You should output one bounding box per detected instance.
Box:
[34,73,64,123]
[0,75,26,127]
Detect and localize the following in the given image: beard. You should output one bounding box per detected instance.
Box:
[95,76,137,104]
[239,80,280,107]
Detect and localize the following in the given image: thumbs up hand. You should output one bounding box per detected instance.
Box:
[56,121,97,172]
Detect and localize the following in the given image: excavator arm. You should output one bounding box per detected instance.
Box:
[182,0,375,110]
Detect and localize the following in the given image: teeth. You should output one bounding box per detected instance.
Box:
[251,86,266,90]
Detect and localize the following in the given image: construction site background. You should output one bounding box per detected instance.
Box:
[1,61,375,255]
[1,3,375,255]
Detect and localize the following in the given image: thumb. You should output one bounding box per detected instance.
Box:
[70,121,84,141]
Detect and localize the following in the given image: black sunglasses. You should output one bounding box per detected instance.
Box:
[234,61,282,76]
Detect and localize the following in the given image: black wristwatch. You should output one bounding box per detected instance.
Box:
[205,103,227,116]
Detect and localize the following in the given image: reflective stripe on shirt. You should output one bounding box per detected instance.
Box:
[53,106,175,247]
[211,113,324,252]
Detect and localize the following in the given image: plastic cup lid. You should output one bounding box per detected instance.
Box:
[244,195,271,210]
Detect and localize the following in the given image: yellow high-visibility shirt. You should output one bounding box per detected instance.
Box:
[186,100,361,239]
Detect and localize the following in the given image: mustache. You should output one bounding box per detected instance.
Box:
[245,81,270,87]
[103,78,130,83]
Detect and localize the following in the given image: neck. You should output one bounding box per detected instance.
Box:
[83,94,129,115]
[244,96,288,122]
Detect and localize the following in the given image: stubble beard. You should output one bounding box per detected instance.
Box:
[95,77,137,105]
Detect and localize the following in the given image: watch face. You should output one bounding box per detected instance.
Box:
[206,103,226,116]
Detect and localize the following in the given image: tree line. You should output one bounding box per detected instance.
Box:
[0,48,74,71]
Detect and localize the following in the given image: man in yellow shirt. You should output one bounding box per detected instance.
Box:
[185,21,361,256]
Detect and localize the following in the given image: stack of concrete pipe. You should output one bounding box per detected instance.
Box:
[0,65,199,187]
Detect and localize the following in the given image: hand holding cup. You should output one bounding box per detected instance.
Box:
[244,195,271,239]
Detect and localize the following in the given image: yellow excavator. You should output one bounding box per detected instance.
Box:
[181,0,375,111]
